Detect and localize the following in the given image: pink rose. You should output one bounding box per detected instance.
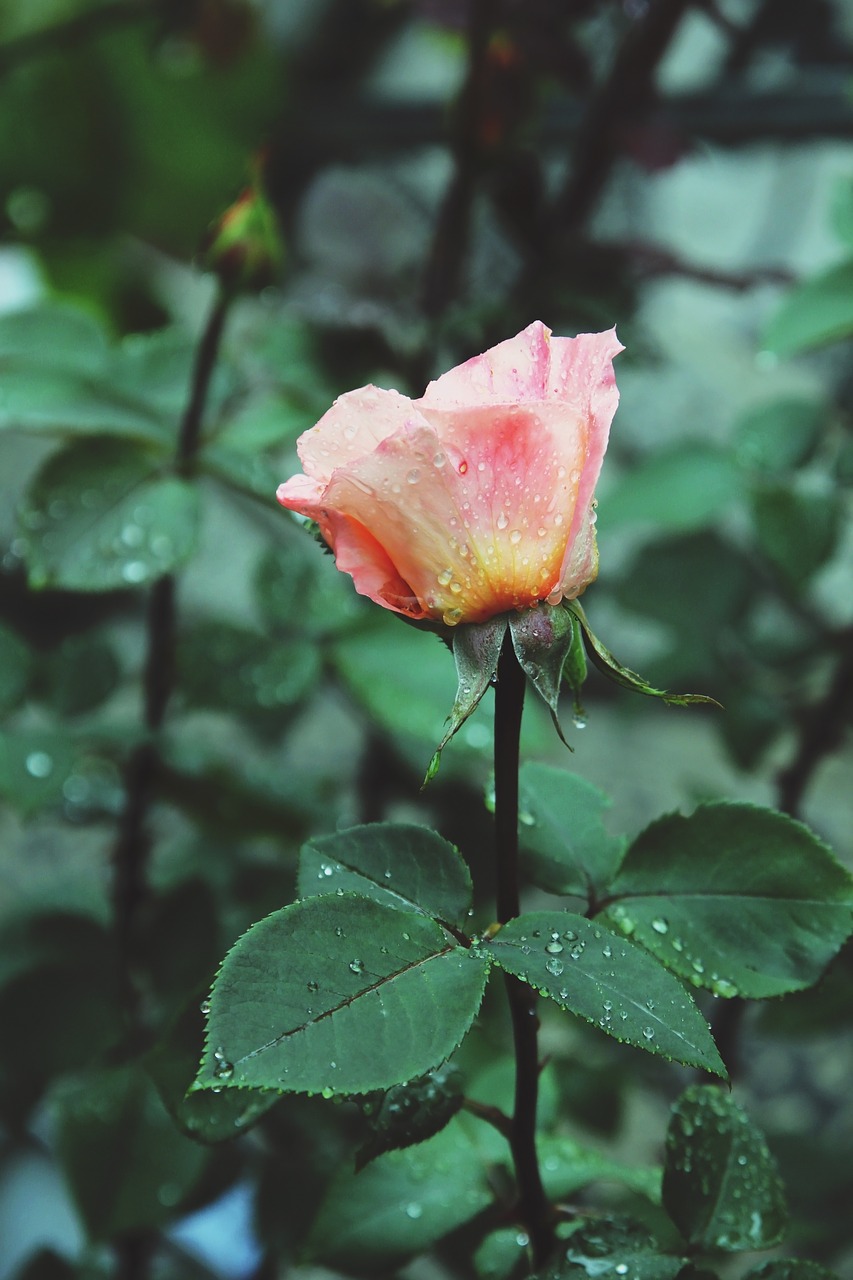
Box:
[277,321,622,627]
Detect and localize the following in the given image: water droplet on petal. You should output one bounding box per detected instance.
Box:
[406,469,421,485]
[509,529,522,545]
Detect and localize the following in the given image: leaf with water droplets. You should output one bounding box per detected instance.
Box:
[426,615,507,782]
[17,438,200,592]
[298,823,472,926]
[533,1216,686,1280]
[304,1117,494,1267]
[741,1262,841,1280]
[194,894,488,1097]
[480,912,725,1077]
[604,803,853,999]
[355,1063,463,1169]
[518,761,625,898]
[663,1085,787,1253]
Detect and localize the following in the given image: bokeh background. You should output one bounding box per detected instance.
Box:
[1,2,852,1278]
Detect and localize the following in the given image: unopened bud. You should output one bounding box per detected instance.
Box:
[199,173,284,293]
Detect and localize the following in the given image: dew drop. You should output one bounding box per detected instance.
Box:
[349,959,365,975]
[406,469,421,485]
[496,512,509,530]
[602,944,612,958]
[509,529,522,545]
[545,940,563,955]
[25,751,53,779]
[214,1059,234,1081]
[572,713,587,729]
[545,957,564,977]
[405,1202,423,1220]
[122,560,148,584]
[443,607,463,626]
[199,999,211,1015]
[437,568,453,586]
[642,1027,655,1041]
[651,917,669,935]
[432,452,446,468]
[321,1086,335,1100]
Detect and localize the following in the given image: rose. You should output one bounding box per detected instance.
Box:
[277,321,622,627]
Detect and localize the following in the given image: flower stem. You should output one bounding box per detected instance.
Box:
[494,636,554,1266]
[113,288,231,1031]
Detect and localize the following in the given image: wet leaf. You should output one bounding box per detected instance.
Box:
[604,803,853,999]
[297,823,472,927]
[194,894,488,1096]
[662,1085,786,1252]
[18,438,199,592]
[518,761,626,899]
[480,912,725,1077]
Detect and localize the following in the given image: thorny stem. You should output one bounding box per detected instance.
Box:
[112,288,232,1027]
[493,637,555,1266]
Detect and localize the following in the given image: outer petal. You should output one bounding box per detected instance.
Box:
[276,473,423,618]
[420,321,552,407]
[297,386,431,485]
[551,328,623,596]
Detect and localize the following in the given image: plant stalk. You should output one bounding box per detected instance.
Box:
[113,288,231,1028]
[493,636,554,1266]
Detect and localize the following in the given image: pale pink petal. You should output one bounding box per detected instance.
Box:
[297,386,432,485]
[552,329,622,592]
[558,505,599,601]
[419,321,552,408]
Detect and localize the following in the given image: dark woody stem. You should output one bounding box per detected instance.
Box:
[493,636,555,1266]
[113,288,232,1031]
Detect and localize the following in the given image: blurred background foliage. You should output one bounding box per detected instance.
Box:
[0,0,852,1278]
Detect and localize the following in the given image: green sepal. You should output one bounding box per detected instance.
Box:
[566,601,721,709]
[425,615,507,783]
[509,602,577,749]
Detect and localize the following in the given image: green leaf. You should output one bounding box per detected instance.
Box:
[355,1063,464,1169]
[201,441,282,502]
[830,174,853,249]
[53,1064,210,1240]
[568,602,720,709]
[0,304,108,375]
[178,622,320,718]
[535,1217,685,1280]
[18,438,200,591]
[303,1117,494,1267]
[750,483,841,587]
[254,540,368,636]
[764,259,853,357]
[537,1133,661,1203]
[733,398,825,474]
[297,823,472,926]
[480,912,726,1078]
[0,366,169,441]
[604,803,853,999]
[427,614,507,781]
[602,444,741,532]
[195,894,487,1096]
[474,1228,531,1280]
[0,728,79,818]
[662,1085,786,1252]
[333,615,472,758]
[41,634,120,716]
[0,623,32,713]
[518,761,626,899]
[742,1262,841,1280]
[147,998,279,1145]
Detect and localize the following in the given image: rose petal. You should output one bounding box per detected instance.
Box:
[420,321,552,408]
[297,386,431,485]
